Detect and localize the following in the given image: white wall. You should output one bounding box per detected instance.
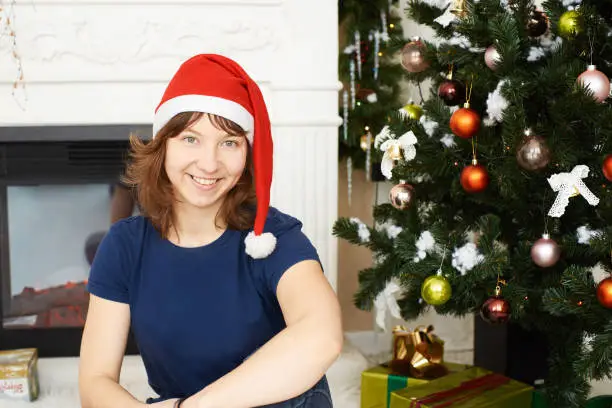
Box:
[0,0,341,290]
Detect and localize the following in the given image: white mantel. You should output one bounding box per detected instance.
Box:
[0,0,339,288]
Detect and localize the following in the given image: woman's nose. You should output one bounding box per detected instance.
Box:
[195,146,220,174]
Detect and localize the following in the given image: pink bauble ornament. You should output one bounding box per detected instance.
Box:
[484,45,501,70]
[577,65,610,103]
[389,183,415,210]
[401,39,429,73]
[531,234,561,267]
[516,130,551,171]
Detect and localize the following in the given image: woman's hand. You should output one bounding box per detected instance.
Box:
[149,398,180,407]
[149,397,201,408]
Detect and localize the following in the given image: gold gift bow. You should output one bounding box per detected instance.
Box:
[391,325,448,379]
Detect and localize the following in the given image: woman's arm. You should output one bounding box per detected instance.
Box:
[187,259,343,408]
[79,294,146,408]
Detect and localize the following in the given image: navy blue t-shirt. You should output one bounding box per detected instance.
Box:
[86,207,321,400]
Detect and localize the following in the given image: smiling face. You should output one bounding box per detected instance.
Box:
[164,113,249,216]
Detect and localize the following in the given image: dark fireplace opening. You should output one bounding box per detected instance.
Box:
[0,125,149,357]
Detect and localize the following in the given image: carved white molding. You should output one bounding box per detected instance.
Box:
[25,0,282,4]
[0,6,282,83]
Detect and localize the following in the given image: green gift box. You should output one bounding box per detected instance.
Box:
[532,391,612,408]
[361,362,472,408]
[390,367,533,408]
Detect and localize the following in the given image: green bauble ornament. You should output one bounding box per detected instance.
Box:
[421,274,452,306]
[558,10,582,38]
[401,103,423,120]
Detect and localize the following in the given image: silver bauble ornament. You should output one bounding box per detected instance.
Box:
[484,45,501,71]
[531,234,561,267]
[516,130,551,171]
[577,65,610,103]
[389,182,415,210]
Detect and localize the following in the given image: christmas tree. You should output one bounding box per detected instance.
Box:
[333,0,612,406]
[338,0,408,178]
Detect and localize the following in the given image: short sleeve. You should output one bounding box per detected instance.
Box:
[86,222,133,304]
[262,217,321,295]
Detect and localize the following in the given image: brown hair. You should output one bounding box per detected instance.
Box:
[122,112,256,238]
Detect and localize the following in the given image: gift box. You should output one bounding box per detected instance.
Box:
[0,348,39,401]
[532,391,612,408]
[390,367,533,408]
[361,361,472,408]
[585,396,612,408]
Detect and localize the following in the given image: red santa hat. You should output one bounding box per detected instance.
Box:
[153,54,276,259]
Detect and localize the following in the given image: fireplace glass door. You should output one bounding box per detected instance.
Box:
[0,126,146,356]
[4,184,130,329]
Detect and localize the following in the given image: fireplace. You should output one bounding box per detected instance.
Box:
[0,125,148,357]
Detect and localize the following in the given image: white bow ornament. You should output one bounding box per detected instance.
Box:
[374,279,403,331]
[547,165,599,218]
[379,131,418,180]
[433,1,459,27]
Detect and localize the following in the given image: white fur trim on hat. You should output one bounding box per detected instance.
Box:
[153,94,254,138]
[245,231,277,259]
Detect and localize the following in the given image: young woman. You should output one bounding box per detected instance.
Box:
[78,54,343,408]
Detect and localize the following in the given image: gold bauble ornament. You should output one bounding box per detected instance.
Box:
[450,0,467,17]
[558,10,582,38]
[570,186,580,197]
[402,103,423,120]
[421,274,452,306]
[387,144,403,161]
[360,134,372,151]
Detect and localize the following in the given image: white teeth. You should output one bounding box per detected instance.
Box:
[191,175,218,186]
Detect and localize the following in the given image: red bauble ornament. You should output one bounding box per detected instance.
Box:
[527,10,549,37]
[460,161,489,193]
[480,295,511,324]
[602,154,612,181]
[450,103,480,139]
[597,277,612,308]
[438,79,466,106]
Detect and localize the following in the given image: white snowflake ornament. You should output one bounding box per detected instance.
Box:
[451,243,484,275]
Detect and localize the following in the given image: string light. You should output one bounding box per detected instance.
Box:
[390,23,395,28]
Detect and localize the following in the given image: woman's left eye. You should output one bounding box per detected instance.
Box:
[222,140,238,147]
